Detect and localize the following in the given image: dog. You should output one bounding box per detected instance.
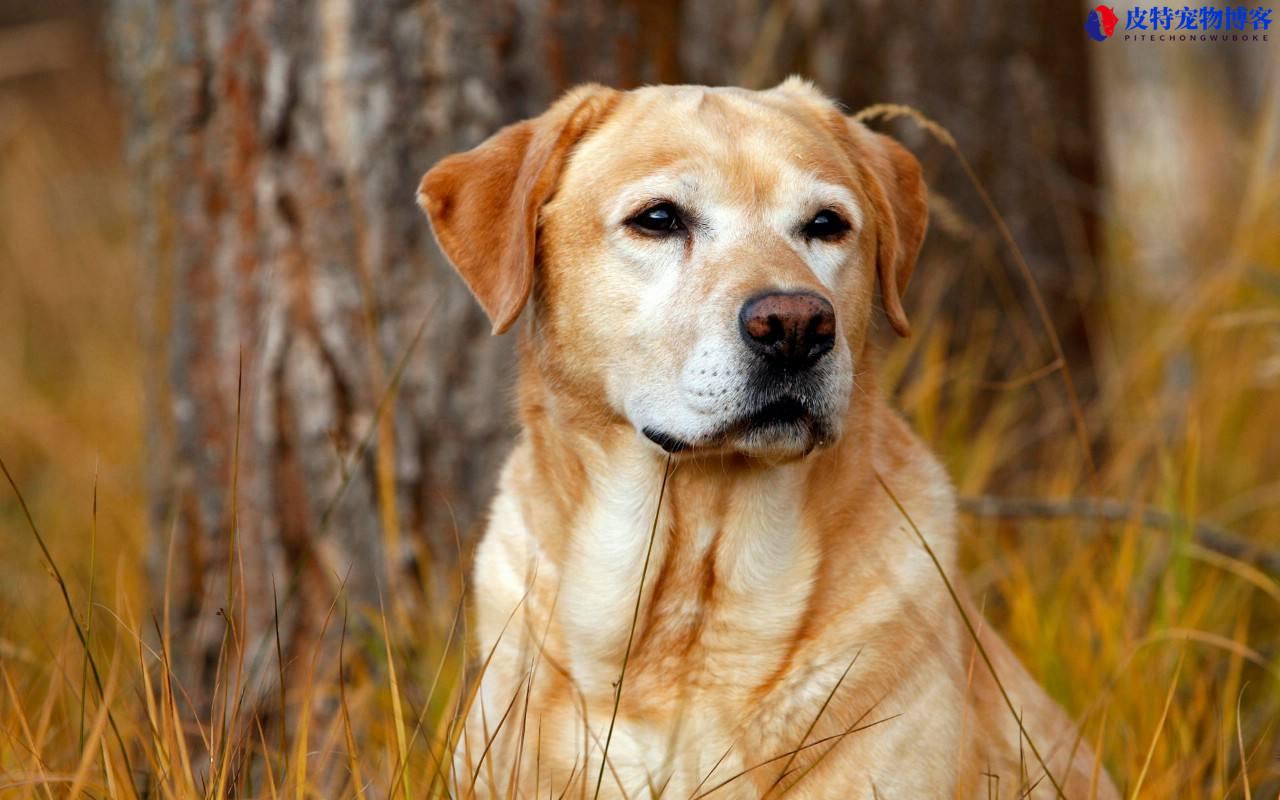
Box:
[419,79,1118,799]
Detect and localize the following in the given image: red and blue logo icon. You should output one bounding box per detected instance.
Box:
[1085,5,1120,40]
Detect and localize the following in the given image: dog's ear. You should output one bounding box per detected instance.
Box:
[417,85,620,334]
[845,121,928,338]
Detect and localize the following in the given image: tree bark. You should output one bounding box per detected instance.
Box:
[110,0,1098,718]
[112,0,520,708]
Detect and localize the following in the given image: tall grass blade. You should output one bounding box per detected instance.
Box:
[592,454,673,800]
[874,470,1065,798]
[1129,649,1184,798]
[78,458,99,752]
[0,454,137,792]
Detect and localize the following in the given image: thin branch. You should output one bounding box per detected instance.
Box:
[957,494,1280,576]
[855,103,1100,495]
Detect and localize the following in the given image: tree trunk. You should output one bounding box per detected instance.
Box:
[112,0,515,709]
[110,0,1097,717]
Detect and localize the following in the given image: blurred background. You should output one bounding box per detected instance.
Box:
[0,1,1277,796]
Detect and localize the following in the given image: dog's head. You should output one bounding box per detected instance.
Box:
[419,80,926,461]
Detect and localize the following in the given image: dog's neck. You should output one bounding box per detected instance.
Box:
[508,338,916,697]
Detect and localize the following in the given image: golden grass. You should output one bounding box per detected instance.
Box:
[2,38,1279,800]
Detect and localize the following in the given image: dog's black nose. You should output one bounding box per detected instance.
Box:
[739,291,836,369]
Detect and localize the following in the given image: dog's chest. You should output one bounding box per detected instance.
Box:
[556,466,821,705]
[540,481,838,796]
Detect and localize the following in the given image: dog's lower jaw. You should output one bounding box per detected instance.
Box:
[638,401,841,461]
[639,425,829,462]
[735,413,839,460]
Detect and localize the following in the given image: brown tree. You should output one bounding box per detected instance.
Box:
[110,0,1098,709]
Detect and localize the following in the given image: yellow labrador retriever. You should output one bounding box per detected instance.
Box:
[419,79,1117,799]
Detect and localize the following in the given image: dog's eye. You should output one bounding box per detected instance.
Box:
[802,209,850,241]
[628,202,685,235]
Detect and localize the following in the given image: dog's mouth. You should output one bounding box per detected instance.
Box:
[745,396,809,429]
[643,395,826,456]
[641,426,693,454]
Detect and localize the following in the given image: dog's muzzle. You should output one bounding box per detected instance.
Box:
[643,292,842,455]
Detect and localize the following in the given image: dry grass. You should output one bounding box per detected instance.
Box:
[1,25,1279,800]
